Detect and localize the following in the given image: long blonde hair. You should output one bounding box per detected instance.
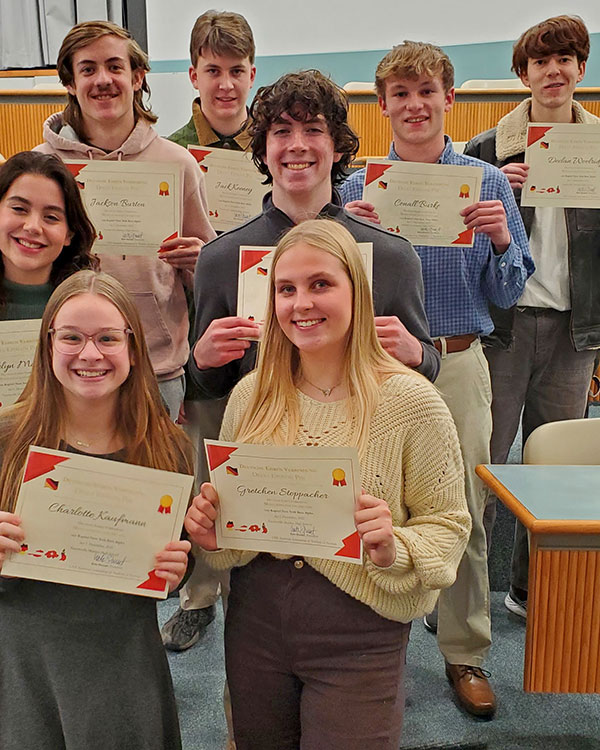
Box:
[0,271,192,512]
[235,219,420,456]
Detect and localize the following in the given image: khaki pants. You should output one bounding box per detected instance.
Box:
[182,397,234,748]
[180,398,229,610]
[435,339,492,666]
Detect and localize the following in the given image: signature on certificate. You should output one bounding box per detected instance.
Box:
[92,552,127,568]
[289,523,316,538]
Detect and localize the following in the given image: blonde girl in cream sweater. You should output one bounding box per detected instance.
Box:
[185,219,471,750]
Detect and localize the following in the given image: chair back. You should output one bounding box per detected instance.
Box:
[523,418,600,465]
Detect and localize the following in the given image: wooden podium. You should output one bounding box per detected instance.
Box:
[476,464,600,693]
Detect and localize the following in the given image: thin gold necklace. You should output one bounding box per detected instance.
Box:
[67,428,117,451]
[301,375,342,398]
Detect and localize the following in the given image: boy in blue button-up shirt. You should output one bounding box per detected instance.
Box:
[341,40,534,719]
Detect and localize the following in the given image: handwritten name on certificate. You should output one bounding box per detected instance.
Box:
[205,441,363,563]
[362,159,483,247]
[522,123,600,208]
[3,447,194,598]
[188,146,268,231]
[237,244,373,325]
[0,318,40,409]
[64,160,181,255]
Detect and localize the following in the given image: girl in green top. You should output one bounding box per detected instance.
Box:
[0,151,96,320]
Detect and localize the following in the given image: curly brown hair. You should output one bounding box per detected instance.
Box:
[512,16,589,78]
[249,70,359,186]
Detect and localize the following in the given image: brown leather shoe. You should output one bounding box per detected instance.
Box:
[445,662,497,717]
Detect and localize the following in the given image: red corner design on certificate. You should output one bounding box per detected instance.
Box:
[64,162,86,180]
[365,163,393,186]
[334,530,361,560]
[137,569,167,592]
[451,228,474,245]
[23,451,70,482]
[188,148,212,163]
[527,126,553,147]
[240,248,272,273]
[206,443,239,471]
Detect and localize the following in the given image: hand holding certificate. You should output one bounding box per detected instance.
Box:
[362,159,483,246]
[521,123,600,208]
[2,447,194,598]
[195,441,363,563]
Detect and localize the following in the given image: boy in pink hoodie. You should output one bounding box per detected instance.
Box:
[36,20,216,417]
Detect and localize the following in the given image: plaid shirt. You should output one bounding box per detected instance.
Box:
[340,138,534,338]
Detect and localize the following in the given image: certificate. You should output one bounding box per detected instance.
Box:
[362,159,483,247]
[188,146,268,231]
[64,160,181,255]
[206,441,362,563]
[0,318,40,408]
[237,243,373,325]
[521,123,600,208]
[3,446,194,598]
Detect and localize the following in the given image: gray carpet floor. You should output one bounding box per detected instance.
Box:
[158,592,600,750]
[160,405,600,749]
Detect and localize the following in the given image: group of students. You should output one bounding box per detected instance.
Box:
[0,9,598,750]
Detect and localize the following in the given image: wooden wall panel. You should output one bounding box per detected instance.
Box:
[3,95,600,162]
[348,102,392,159]
[348,98,600,161]
[525,547,600,693]
[0,103,64,157]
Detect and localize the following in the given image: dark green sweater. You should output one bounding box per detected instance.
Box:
[1,278,52,321]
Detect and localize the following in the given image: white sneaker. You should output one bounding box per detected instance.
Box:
[504,590,527,619]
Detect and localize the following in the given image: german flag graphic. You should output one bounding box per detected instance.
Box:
[226,466,239,476]
[257,267,268,276]
[45,478,59,490]
[378,181,388,189]
[540,141,549,149]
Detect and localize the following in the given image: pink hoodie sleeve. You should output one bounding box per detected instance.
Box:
[180,150,217,243]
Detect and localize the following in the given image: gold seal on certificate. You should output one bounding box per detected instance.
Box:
[237,243,373,325]
[188,146,268,231]
[205,441,363,564]
[521,123,600,208]
[64,160,181,255]
[0,318,40,409]
[2,446,194,598]
[362,159,483,247]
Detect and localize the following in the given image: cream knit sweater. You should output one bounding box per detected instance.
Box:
[202,372,471,622]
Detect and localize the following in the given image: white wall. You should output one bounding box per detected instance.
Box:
[146,0,600,60]
[146,72,194,136]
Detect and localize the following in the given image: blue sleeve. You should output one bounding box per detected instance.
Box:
[339,169,366,205]
[480,170,535,309]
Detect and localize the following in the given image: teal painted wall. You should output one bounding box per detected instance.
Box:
[150,32,600,90]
